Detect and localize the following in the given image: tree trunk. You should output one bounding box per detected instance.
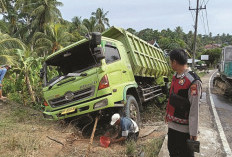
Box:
[25,72,36,103]
[21,86,27,106]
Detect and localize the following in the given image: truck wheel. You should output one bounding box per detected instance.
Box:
[124,95,141,126]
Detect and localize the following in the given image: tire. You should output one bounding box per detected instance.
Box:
[123,95,141,127]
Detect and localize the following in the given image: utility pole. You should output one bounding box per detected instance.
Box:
[189,0,206,69]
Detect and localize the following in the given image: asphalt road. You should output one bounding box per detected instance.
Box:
[211,72,232,152]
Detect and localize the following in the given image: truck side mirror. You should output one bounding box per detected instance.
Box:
[91,32,101,46]
[93,47,105,61]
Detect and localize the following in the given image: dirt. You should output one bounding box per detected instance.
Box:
[0,100,166,157]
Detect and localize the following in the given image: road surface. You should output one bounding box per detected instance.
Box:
[211,71,232,154]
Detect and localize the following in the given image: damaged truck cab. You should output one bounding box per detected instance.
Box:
[41,27,170,124]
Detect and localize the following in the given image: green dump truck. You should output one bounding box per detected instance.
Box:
[41,27,170,124]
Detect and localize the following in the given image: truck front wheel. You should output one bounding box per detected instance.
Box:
[124,95,141,126]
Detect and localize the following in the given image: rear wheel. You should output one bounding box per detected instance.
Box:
[123,95,141,127]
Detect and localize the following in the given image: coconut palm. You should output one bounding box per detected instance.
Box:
[0,0,7,13]
[82,17,98,33]
[29,0,63,32]
[0,0,21,36]
[0,32,26,65]
[71,16,88,35]
[33,24,76,55]
[72,16,82,30]
[0,20,9,33]
[91,8,110,32]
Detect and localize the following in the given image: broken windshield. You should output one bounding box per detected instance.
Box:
[45,41,100,85]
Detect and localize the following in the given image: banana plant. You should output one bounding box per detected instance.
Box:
[14,48,43,103]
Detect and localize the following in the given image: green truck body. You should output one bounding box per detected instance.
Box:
[42,27,170,121]
[103,27,169,78]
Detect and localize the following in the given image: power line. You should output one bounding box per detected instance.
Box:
[190,10,195,25]
[189,0,195,28]
[200,0,205,8]
[200,10,207,34]
[200,0,210,35]
[188,0,191,7]
[205,9,210,34]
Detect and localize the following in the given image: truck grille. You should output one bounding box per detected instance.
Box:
[49,86,95,107]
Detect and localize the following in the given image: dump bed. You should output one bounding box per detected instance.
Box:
[102,27,170,78]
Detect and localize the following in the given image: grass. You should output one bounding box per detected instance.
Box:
[0,102,56,157]
[125,140,137,156]
[141,99,166,123]
[2,133,42,156]
[196,71,207,78]
[124,137,164,157]
[141,137,164,157]
[0,99,167,157]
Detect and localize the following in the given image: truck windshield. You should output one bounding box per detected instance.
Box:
[225,47,232,61]
[45,41,99,85]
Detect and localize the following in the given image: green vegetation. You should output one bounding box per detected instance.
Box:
[141,137,164,157]
[0,1,111,108]
[125,137,164,157]
[125,140,137,156]
[0,0,230,115]
[197,71,207,78]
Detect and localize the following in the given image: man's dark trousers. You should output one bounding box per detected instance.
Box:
[168,128,194,157]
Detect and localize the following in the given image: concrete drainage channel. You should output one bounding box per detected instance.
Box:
[158,70,232,157]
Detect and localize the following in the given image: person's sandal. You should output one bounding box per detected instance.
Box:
[0,97,7,102]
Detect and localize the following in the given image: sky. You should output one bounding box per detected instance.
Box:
[59,0,232,36]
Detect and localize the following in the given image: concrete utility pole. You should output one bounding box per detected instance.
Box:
[189,0,206,69]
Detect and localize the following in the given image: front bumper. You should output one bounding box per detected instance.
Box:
[43,94,118,120]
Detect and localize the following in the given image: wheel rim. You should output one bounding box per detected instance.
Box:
[129,102,137,122]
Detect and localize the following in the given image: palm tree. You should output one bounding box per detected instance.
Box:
[0,0,7,13]
[0,0,21,36]
[91,8,110,32]
[71,16,88,35]
[33,24,76,55]
[29,0,63,32]
[174,26,184,39]
[72,16,82,30]
[0,32,26,64]
[0,20,9,33]
[82,17,98,33]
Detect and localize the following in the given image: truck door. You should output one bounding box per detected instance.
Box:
[104,43,129,100]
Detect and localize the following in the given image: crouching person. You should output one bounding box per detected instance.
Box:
[110,113,139,144]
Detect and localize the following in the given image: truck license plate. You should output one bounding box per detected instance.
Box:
[61,107,76,115]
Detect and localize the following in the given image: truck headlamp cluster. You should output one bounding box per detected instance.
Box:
[94,99,108,109]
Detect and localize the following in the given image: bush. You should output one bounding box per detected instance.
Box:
[125,140,137,156]
[142,137,164,157]
[8,92,22,104]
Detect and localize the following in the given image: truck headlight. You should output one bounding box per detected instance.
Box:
[94,99,108,109]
